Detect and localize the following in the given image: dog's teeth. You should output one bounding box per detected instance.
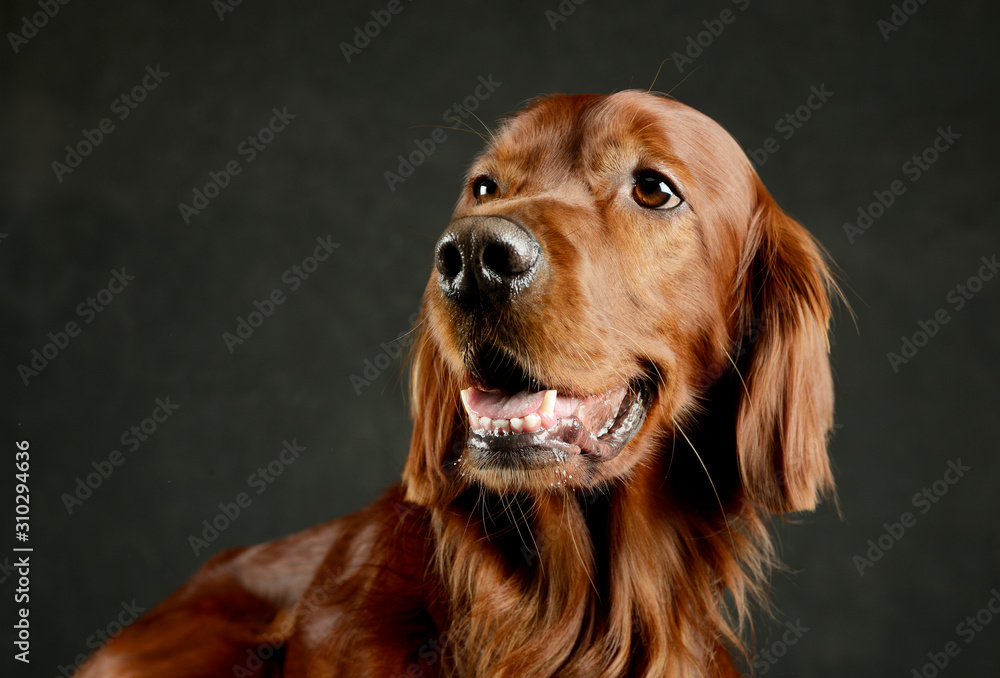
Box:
[479,416,492,430]
[492,419,510,432]
[540,390,557,417]
[460,389,470,413]
[523,413,541,432]
[538,390,558,428]
[536,389,558,427]
[510,417,524,433]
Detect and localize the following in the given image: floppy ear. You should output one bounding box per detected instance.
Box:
[402,305,462,506]
[734,180,836,513]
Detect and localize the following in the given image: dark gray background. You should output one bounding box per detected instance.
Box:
[2,0,998,676]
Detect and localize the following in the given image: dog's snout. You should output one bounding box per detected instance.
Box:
[435,216,541,306]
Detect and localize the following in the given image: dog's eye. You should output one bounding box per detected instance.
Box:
[473,177,501,204]
[632,171,682,210]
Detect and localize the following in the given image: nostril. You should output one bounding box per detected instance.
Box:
[482,242,514,278]
[436,241,463,279]
[481,239,538,279]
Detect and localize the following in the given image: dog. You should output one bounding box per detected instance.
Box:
[77,90,837,677]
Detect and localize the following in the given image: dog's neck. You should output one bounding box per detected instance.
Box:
[429,462,762,678]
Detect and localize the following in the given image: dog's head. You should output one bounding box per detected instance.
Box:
[404,91,835,514]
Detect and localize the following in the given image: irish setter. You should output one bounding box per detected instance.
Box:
[77,91,836,677]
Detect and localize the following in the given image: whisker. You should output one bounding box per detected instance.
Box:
[673,418,737,553]
[464,108,499,146]
[409,122,489,144]
[516,497,542,578]
[646,57,673,93]
[665,64,701,99]
[725,350,753,413]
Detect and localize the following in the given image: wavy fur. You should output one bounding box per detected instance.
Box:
[78,91,835,678]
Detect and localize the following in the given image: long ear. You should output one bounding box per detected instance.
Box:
[734,180,836,513]
[402,305,462,506]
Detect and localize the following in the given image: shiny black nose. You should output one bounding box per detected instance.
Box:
[434,215,542,306]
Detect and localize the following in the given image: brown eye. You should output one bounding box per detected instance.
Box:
[632,170,682,209]
[473,176,501,203]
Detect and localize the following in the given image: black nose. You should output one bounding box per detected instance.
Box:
[434,215,542,306]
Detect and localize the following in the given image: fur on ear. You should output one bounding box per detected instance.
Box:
[734,179,836,513]
[402,307,462,506]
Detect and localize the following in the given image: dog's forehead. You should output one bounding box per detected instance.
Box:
[478,91,751,189]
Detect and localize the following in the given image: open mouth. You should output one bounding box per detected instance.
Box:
[456,347,654,470]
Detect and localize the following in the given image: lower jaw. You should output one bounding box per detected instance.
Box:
[456,444,589,492]
[463,430,581,472]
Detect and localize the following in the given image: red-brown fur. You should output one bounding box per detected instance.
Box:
[77,91,836,677]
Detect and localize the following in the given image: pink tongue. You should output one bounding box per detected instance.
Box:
[465,388,544,420]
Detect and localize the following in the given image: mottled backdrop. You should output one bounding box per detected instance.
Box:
[2,0,998,676]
